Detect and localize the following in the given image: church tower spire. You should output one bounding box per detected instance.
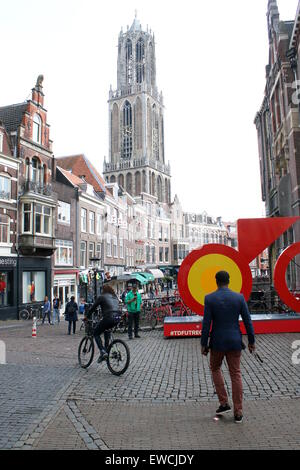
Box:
[104,15,171,204]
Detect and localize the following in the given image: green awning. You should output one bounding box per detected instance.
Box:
[131,273,148,285]
[133,272,155,282]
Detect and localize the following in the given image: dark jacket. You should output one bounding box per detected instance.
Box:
[87,293,120,320]
[201,287,255,352]
[65,301,78,322]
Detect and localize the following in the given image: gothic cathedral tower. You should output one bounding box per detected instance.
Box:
[103,14,171,203]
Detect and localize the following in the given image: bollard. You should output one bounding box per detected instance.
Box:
[32,317,37,338]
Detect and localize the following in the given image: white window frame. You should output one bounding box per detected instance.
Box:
[0,214,10,244]
[80,241,87,268]
[0,133,3,152]
[22,203,33,234]
[33,114,42,144]
[89,211,95,234]
[58,201,71,225]
[106,233,112,257]
[35,204,52,236]
[81,208,87,232]
[97,213,102,235]
[0,175,11,201]
[119,238,124,259]
[55,240,73,266]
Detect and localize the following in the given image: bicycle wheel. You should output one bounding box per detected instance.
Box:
[19,309,29,320]
[78,336,95,369]
[150,313,157,329]
[107,339,130,376]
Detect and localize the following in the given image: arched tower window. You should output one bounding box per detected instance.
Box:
[157,176,162,202]
[126,173,132,195]
[136,38,145,84]
[135,171,141,196]
[111,103,119,156]
[147,99,152,156]
[32,114,42,144]
[149,43,156,88]
[121,100,132,159]
[134,97,143,150]
[125,39,133,86]
[118,174,124,188]
[152,104,159,160]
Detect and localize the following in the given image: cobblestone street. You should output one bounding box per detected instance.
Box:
[0,321,300,450]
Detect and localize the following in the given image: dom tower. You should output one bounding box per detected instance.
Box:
[103,14,171,203]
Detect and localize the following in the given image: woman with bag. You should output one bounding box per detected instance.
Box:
[65,296,79,335]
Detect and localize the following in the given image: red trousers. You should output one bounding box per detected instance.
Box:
[210,350,243,415]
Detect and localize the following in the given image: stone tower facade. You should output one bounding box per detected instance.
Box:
[103,14,171,203]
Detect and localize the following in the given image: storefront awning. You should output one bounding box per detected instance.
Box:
[133,272,155,282]
[116,273,147,285]
[146,269,165,279]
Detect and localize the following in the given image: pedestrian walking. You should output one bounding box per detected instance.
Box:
[201,271,255,423]
[42,296,51,324]
[52,296,60,325]
[125,285,142,340]
[79,298,86,316]
[65,296,78,335]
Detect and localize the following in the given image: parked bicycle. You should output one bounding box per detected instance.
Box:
[112,307,128,333]
[19,304,43,323]
[78,318,130,375]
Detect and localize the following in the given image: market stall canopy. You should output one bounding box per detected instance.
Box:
[133,272,155,282]
[146,269,165,279]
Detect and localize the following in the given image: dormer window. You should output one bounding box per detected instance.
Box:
[33,114,42,144]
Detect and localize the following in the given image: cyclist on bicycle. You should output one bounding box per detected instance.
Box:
[85,284,121,363]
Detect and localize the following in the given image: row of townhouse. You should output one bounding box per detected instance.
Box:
[0,76,238,320]
[254,0,300,290]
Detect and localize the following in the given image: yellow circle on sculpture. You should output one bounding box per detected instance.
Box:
[187,254,243,306]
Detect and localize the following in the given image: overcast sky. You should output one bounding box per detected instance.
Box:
[0,0,298,221]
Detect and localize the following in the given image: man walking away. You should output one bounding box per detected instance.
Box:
[42,296,51,324]
[65,296,78,335]
[125,285,142,340]
[201,271,255,423]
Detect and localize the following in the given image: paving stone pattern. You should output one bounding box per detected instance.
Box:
[0,321,300,450]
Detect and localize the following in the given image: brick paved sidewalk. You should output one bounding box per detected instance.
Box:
[0,324,300,450]
[32,398,300,450]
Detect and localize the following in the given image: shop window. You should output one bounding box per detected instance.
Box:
[58,201,70,225]
[0,175,11,200]
[55,240,73,266]
[0,215,9,244]
[22,271,45,303]
[0,271,13,306]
